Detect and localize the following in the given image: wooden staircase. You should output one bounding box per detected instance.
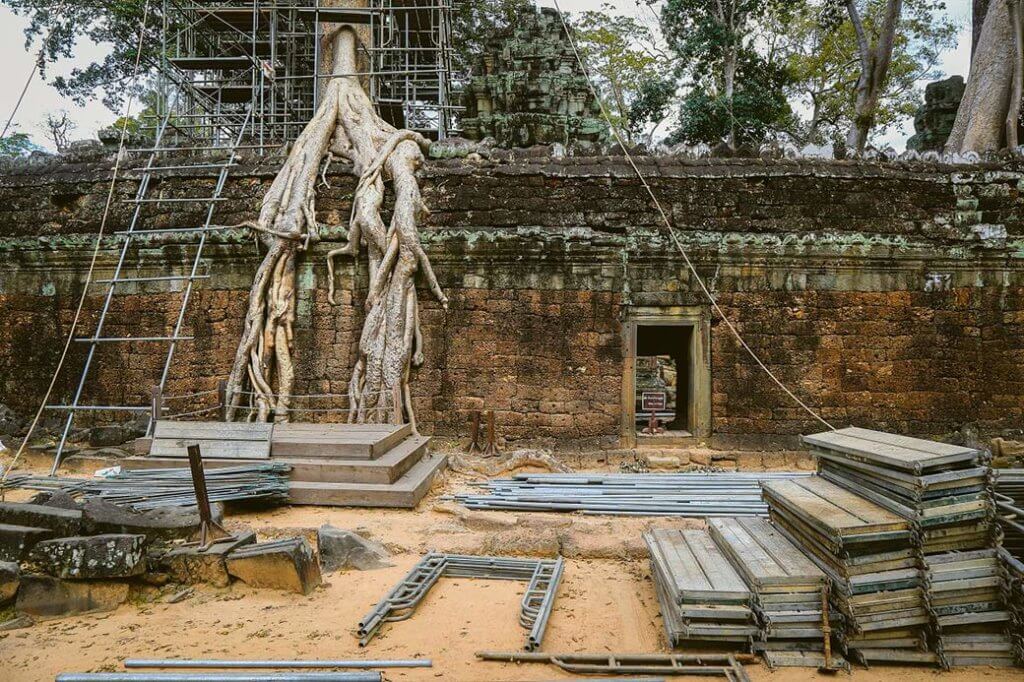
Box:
[125,421,446,508]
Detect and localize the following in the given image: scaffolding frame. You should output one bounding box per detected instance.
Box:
[154,0,458,147]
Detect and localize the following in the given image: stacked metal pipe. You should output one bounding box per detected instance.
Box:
[3,463,291,509]
[450,472,810,517]
[1001,548,1024,666]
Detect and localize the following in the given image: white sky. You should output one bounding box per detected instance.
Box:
[0,0,973,151]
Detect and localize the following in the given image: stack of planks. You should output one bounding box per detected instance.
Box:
[761,476,935,666]
[645,528,759,649]
[923,549,1013,666]
[807,427,992,554]
[1002,548,1024,665]
[708,517,839,669]
[803,428,1012,668]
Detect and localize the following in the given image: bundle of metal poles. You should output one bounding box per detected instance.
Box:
[55,671,380,675]
[448,472,811,517]
[122,661,429,670]
[476,651,753,680]
[4,463,291,510]
[358,552,563,650]
[996,469,1024,561]
[997,469,1024,505]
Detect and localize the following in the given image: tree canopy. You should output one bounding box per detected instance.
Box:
[2,0,969,152]
[784,0,957,147]
[572,4,673,145]
[4,0,157,110]
[0,131,42,158]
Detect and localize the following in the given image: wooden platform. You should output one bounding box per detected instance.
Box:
[645,528,757,646]
[126,421,445,509]
[761,476,909,543]
[708,517,825,593]
[802,427,979,472]
[646,528,751,604]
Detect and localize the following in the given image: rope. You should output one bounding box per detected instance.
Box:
[1,0,154,492]
[0,47,44,140]
[550,0,835,431]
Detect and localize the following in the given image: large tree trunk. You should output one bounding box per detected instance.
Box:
[974,0,991,57]
[723,46,737,150]
[947,0,1018,153]
[225,26,446,430]
[845,0,902,155]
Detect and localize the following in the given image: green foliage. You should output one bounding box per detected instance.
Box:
[3,0,158,109]
[628,77,678,140]
[451,0,531,77]
[671,55,794,147]
[572,4,672,144]
[659,0,799,71]
[0,131,41,158]
[783,0,958,146]
[656,0,799,147]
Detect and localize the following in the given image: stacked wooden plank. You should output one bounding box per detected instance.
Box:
[1001,548,1024,666]
[645,528,758,649]
[708,517,839,668]
[806,427,991,554]
[761,476,936,665]
[924,549,1014,666]
[803,427,1012,668]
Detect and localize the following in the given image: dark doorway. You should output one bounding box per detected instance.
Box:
[635,325,693,434]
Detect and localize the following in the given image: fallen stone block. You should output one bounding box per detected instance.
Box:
[0,560,19,604]
[0,502,82,537]
[0,523,53,562]
[226,537,322,595]
[0,614,33,631]
[646,454,682,470]
[162,529,256,587]
[15,574,129,618]
[318,525,393,572]
[29,490,82,511]
[81,497,223,541]
[29,534,146,579]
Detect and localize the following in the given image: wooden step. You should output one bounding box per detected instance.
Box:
[123,436,430,485]
[279,436,429,484]
[287,452,447,508]
[271,423,411,460]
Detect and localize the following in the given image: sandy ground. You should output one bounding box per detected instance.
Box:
[2,452,1023,681]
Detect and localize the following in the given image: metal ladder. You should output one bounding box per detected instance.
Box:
[46,106,253,474]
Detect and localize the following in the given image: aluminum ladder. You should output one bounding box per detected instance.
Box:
[46,106,254,474]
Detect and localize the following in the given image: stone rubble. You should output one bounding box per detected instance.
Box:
[28,534,147,580]
[226,537,322,595]
[317,525,394,572]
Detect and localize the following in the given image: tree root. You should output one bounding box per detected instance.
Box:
[225,26,446,429]
[446,450,574,478]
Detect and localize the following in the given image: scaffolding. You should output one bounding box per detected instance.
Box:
[43,1,458,472]
[155,0,458,147]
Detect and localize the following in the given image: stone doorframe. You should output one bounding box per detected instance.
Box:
[620,306,712,447]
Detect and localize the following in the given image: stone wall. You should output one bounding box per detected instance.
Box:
[1,153,1023,447]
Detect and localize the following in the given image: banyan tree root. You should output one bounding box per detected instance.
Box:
[225,26,447,427]
[446,450,574,477]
